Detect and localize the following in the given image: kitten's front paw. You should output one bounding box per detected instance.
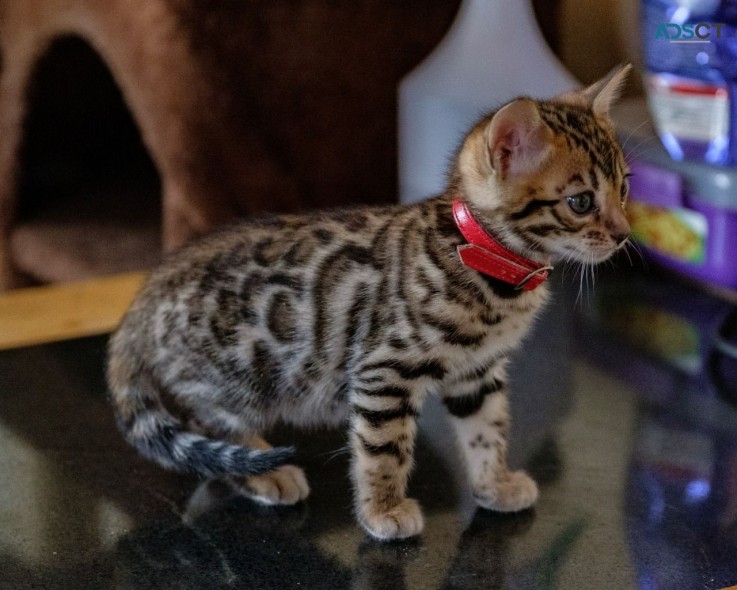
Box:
[243,464,310,506]
[360,498,424,541]
[473,471,538,513]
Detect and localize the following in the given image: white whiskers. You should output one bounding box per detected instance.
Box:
[321,444,352,465]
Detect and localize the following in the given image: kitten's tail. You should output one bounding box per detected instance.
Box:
[107,355,293,478]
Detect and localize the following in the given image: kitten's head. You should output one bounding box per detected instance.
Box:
[457,65,632,265]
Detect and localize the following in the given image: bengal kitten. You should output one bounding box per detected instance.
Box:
[108,66,631,540]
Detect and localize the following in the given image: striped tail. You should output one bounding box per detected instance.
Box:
[108,363,293,478]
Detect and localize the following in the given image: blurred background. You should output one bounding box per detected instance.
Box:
[0,0,639,290]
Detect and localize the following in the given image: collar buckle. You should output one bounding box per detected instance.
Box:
[515,265,554,290]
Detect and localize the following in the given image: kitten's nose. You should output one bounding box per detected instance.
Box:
[612,231,629,246]
[607,216,630,246]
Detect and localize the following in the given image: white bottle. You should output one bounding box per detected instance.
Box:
[398,0,577,204]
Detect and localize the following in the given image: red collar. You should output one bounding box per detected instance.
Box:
[452,197,552,291]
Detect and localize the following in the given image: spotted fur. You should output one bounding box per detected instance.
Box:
[107,66,631,540]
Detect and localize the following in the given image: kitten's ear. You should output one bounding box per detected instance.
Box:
[582,63,632,118]
[487,98,552,177]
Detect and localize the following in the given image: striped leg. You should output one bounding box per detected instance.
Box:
[443,368,538,512]
[350,365,430,540]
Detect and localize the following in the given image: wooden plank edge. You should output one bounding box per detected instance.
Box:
[0,272,147,351]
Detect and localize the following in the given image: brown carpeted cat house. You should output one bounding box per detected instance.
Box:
[0,0,462,288]
[0,1,563,290]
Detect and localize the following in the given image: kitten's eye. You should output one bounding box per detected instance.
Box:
[566,190,594,215]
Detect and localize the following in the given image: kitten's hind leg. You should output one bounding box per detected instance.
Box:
[239,434,310,506]
[443,369,538,513]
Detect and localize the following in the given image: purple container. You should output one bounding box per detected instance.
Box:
[641,0,737,165]
[627,155,737,292]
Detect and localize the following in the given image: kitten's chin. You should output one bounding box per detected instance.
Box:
[551,244,619,265]
[588,250,618,264]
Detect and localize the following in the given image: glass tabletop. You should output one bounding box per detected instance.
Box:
[1,269,735,590]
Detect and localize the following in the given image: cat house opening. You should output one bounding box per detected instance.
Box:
[12,36,162,284]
